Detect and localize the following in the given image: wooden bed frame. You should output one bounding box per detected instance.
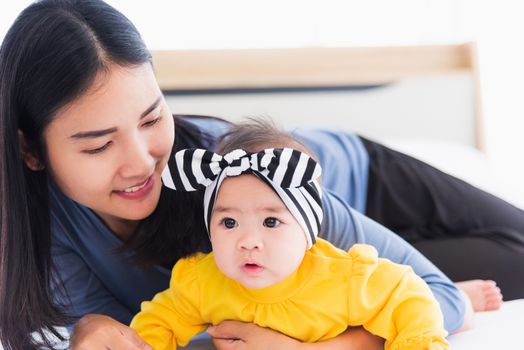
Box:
[151,43,484,150]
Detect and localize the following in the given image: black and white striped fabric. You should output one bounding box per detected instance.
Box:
[162,148,323,248]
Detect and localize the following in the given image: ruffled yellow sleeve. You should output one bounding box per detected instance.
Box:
[130,253,209,350]
[346,244,449,350]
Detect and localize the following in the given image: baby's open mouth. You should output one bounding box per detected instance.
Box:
[242,262,264,274]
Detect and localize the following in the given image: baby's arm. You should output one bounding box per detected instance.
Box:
[131,255,207,349]
[320,190,466,333]
[347,244,448,350]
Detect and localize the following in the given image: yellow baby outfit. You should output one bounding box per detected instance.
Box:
[131,239,448,350]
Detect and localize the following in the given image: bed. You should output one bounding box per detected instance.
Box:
[151,44,523,349]
[19,44,518,350]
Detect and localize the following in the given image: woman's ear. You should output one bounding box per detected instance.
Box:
[18,130,45,171]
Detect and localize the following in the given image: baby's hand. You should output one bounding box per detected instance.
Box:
[70,314,153,350]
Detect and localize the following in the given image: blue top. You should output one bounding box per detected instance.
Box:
[50,116,465,333]
[292,128,369,213]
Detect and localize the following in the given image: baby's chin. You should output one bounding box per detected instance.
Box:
[239,280,274,290]
[235,274,288,290]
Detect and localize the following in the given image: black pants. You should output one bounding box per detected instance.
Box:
[361,137,524,300]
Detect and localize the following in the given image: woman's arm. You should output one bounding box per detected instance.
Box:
[319,189,466,333]
[208,321,384,350]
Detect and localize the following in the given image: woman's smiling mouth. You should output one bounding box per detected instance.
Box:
[122,179,149,193]
[114,175,155,199]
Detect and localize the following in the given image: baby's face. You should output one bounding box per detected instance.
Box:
[209,174,307,289]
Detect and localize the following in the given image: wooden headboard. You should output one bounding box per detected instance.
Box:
[152,43,484,151]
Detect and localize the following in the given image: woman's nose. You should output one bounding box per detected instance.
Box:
[119,136,154,178]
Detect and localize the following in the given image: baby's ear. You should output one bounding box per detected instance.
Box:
[18,130,45,171]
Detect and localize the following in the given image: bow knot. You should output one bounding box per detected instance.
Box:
[219,149,252,177]
[163,148,321,192]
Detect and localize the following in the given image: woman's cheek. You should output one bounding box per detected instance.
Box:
[165,115,175,144]
[63,156,116,196]
[153,119,175,157]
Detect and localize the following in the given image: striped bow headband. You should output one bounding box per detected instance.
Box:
[161,148,323,248]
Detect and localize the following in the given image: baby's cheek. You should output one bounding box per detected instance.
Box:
[274,247,305,274]
[213,250,236,279]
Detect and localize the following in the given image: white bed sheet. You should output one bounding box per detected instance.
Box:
[448,299,524,349]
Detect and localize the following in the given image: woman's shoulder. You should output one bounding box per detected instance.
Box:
[174,115,232,149]
[178,115,231,131]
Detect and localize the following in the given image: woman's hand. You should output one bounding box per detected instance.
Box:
[207,321,384,350]
[69,314,153,350]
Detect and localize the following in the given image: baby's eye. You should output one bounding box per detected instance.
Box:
[222,218,237,229]
[263,217,281,228]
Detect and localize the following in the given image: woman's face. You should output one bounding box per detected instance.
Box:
[44,63,175,235]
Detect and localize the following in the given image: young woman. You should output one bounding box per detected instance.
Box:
[0,0,513,349]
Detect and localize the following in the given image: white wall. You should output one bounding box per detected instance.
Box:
[0,1,470,50]
[2,0,524,183]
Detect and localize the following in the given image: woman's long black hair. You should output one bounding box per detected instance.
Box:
[0,1,205,348]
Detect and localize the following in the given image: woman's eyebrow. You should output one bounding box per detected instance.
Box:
[140,96,162,120]
[70,126,118,139]
[70,96,162,139]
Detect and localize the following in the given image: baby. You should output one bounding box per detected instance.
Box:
[131,123,449,350]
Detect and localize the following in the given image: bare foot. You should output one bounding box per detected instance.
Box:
[455,279,503,312]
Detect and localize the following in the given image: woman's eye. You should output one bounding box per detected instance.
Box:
[143,116,162,127]
[263,217,281,228]
[83,141,112,155]
[222,218,237,229]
